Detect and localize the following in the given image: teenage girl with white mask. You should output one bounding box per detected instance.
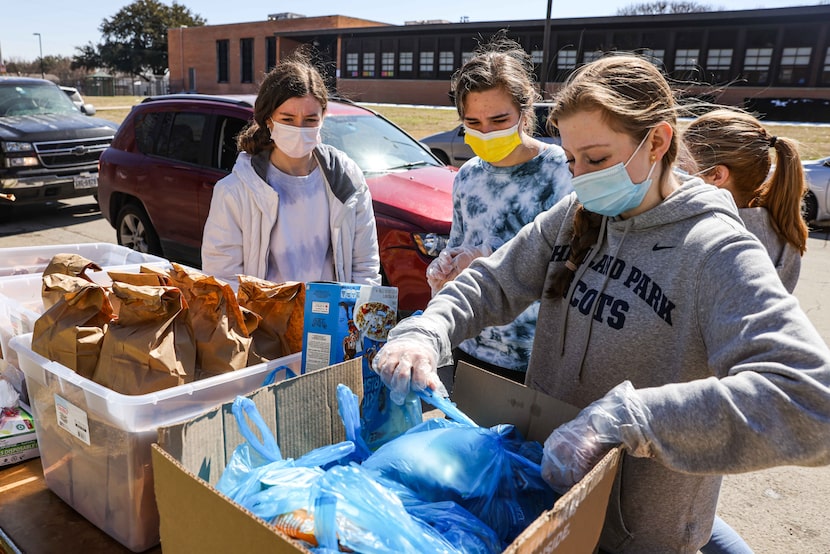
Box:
[372,54,830,552]
[202,53,381,286]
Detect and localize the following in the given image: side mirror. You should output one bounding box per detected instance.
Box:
[81,104,96,116]
[823,160,830,168]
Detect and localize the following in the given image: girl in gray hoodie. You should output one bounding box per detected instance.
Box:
[372,55,830,553]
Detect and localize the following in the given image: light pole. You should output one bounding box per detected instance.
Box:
[539,0,553,99]
[33,32,44,79]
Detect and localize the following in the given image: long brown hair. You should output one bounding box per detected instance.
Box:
[236,51,329,155]
[450,33,541,136]
[545,54,679,298]
[682,108,808,254]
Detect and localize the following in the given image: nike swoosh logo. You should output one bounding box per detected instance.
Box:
[652,244,675,251]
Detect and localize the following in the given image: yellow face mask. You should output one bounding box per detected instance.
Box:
[463,123,522,163]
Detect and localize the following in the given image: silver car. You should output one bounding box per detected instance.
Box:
[420,103,560,167]
[60,86,96,116]
[802,156,830,225]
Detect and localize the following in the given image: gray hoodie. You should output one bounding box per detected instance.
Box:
[390,178,830,553]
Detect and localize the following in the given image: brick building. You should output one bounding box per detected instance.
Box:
[168,5,830,110]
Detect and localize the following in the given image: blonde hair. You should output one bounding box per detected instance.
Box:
[450,33,541,136]
[237,51,328,155]
[546,54,679,298]
[682,108,808,254]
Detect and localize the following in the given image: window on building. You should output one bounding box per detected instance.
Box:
[707,48,733,69]
[531,50,543,64]
[399,51,413,72]
[346,52,359,77]
[640,48,665,68]
[362,52,376,77]
[822,46,830,85]
[557,49,577,70]
[743,47,773,85]
[778,46,812,85]
[381,52,395,77]
[583,50,603,64]
[216,39,229,83]
[674,49,700,70]
[420,51,434,73]
[240,38,254,83]
[704,48,733,83]
[266,36,276,71]
[439,51,454,72]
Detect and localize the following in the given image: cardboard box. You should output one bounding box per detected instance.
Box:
[0,404,39,467]
[152,360,622,554]
[8,332,303,553]
[301,282,408,449]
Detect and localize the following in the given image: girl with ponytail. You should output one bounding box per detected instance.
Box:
[682,108,808,292]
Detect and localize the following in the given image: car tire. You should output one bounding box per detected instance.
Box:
[802,191,818,226]
[116,202,163,256]
[431,149,450,165]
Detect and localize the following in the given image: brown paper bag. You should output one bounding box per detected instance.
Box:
[32,274,114,379]
[41,253,103,310]
[165,263,252,379]
[237,275,305,363]
[93,282,196,395]
[106,270,171,317]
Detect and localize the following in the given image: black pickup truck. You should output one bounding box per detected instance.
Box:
[0,77,118,206]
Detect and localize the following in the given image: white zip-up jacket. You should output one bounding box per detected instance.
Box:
[201,145,381,286]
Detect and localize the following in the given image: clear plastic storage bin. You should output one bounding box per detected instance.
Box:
[0,262,170,397]
[0,242,166,277]
[9,333,301,552]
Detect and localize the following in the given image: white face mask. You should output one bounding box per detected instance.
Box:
[270,120,321,158]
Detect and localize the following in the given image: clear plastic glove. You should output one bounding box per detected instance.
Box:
[371,337,447,405]
[426,245,493,296]
[426,249,455,296]
[541,381,653,494]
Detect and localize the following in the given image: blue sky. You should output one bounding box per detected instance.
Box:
[0,0,816,62]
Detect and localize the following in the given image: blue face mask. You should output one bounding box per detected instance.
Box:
[571,132,657,217]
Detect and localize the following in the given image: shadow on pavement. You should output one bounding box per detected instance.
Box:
[0,198,103,237]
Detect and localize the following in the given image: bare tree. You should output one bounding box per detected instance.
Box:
[617,1,722,15]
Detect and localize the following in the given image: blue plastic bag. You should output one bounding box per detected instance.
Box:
[362,399,559,543]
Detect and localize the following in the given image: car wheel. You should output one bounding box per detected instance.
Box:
[431,149,450,165]
[116,203,163,255]
[802,191,818,226]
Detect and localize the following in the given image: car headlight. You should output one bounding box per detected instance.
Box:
[413,232,449,257]
[1,141,35,153]
[5,156,39,168]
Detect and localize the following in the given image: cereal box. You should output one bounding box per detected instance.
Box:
[301,282,418,449]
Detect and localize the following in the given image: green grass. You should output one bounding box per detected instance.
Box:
[87,96,830,161]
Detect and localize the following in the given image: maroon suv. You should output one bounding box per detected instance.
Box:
[97,94,455,312]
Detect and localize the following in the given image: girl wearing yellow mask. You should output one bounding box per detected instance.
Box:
[426,34,572,384]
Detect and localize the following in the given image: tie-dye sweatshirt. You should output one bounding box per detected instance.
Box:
[448,144,572,370]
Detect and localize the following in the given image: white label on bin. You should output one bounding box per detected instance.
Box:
[54,394,91,445]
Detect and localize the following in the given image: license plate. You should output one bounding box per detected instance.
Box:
[73,175,98,189]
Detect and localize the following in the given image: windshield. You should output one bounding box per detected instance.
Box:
[321,114,441,174]
[0,83,79,117]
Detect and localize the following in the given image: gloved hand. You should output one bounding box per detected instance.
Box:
[541,381,653,494]
[371,336,447,405]
[426,245,493,296]
[426,249,455,296]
